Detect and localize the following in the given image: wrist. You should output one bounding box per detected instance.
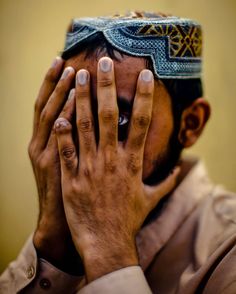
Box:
[33,227,84,275]
[80,237,138,282]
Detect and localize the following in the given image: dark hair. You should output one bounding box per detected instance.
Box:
[62,32,203,128]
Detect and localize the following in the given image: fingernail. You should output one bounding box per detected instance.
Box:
[55,118,69,129]
[99,58,112,72]
[51,56,61,68]
[76,70,88,85]
[68,88,75,100]
[61,67,73,79]
[140,70,153,82]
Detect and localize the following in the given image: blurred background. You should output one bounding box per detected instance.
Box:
[0,0,235,272]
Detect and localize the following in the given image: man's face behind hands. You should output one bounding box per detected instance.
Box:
[65,51,180,184]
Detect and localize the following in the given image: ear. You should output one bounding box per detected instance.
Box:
[178,98,211,148]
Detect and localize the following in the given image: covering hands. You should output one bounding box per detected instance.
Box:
[54,57,180,281]
[28,57,82,273]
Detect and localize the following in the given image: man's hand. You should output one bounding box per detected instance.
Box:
[28,57,82,273]
[55,57,180,281]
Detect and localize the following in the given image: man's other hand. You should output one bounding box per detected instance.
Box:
[28,57,82,274]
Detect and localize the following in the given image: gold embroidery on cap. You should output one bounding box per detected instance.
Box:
[137,24,202,58]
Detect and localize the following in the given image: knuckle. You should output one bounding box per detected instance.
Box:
[28,141,39,161]
[38,156,49,171]
[99,108,117,123]
[133,113,151,129]
[60,146,76,170]
[137,87,153,97]
[104,150,117,173]
[105,159,117,173]
[82,166,93,178]
[83,167,91,178]
[61,145,76,159]
[77,88,89,99]
[98,77,113,88]
[68,179,80,196]
[77,117,93,133]
[127,153,142,175]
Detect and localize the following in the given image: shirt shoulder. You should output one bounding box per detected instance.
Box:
[195,185,236,263]
[184,186,236,293]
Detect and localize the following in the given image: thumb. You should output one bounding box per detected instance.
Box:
[144,166,181,211]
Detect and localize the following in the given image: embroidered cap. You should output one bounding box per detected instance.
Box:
[62,11,203,79]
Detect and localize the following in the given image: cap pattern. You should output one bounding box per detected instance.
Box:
[62,12,203,79]
[137,24,202,58]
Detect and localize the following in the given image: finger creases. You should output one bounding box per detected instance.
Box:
[76,70,96,157]
[126,70,154,153]
[126,152,142,176]
[97,57,118,149]
[55,118,78,174]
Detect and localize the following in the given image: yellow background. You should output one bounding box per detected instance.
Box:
[0,0,235,272]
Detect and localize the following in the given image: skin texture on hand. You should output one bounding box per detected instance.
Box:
[55,57,180,282]
[28,57,83,274]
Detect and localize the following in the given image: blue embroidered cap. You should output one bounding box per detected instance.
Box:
[62,12,203,79]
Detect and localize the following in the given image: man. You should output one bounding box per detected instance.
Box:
[1,11,236,294]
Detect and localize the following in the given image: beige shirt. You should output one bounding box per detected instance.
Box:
[1,157,236,293]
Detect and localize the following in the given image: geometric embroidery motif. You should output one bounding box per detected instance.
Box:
[137,24,202,58]
[63,12,203,78]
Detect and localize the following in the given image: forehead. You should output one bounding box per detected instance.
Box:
[65,51,148,102]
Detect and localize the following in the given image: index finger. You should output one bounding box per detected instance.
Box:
[32,56,64,138]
